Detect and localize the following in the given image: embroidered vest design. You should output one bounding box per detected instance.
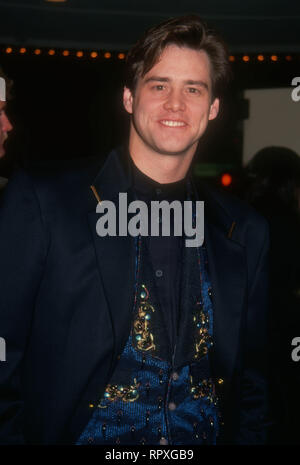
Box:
[76,228,220,445]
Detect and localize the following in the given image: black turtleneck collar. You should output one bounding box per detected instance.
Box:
[130,157,187,202]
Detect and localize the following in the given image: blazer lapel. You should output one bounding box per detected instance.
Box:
[198,183,247,384]
[205,220,246,382]
[87,148,137,366]
[87,214,136,361]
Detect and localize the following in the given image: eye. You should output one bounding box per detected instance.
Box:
[187,87,200,94]
[152,84,165,91]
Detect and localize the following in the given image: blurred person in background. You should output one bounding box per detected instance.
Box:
[0,67,13,190]
[245,146,300,444]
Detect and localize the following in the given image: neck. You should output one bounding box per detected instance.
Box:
[128,136,195,185]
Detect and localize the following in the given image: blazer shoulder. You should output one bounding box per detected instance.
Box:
[200,182,269,247]
[6,156,98,184]
[22,155,103,186]
[205,182,268,227]
[5,156,105,209]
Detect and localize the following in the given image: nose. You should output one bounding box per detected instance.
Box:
[163,88,185,112]
[0,111,13,133]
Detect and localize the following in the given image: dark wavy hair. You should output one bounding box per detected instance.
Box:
[125,15,231,99]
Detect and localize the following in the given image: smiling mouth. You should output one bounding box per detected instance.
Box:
[159,120,187,128]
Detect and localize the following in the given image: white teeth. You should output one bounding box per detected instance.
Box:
[161,120,185,127]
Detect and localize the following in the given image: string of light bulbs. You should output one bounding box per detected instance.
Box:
[1,47,297,63]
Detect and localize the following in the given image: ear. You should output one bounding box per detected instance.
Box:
[123,87,133,114]
[208,97,219,121]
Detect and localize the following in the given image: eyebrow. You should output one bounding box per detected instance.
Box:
[144,76,209,90]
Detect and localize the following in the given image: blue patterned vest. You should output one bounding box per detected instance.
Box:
[76,215,221,445]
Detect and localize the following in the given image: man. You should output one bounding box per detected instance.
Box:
[0,67,13,189]
[0,15,269,445]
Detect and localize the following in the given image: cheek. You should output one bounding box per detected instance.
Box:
[134,99,157,123]
[0,116,7,132]
[193,103,211,124]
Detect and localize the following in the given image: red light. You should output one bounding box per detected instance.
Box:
[221,173,232,187]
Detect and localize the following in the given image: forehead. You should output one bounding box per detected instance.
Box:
[142,45,212,87]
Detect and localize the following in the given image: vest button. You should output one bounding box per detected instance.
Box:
[155,269,163,278]
[171,372,179,381]
[159,437,168,445]
[168,402,176,411]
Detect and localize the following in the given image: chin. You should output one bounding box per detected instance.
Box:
[154,142,194,157]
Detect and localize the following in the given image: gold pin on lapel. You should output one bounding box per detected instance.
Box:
[90,185,101,204]
[228,221,236,239]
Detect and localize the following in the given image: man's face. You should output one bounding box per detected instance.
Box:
[123,45,219,159]
[0,100,13,158]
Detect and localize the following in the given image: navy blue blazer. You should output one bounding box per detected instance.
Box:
[0,148,270,444]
